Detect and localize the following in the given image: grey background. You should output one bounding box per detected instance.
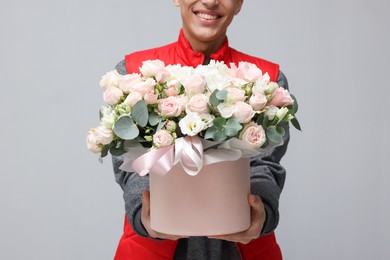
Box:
[1,0,389,259]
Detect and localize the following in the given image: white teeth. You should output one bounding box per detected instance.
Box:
[196,13,218,20]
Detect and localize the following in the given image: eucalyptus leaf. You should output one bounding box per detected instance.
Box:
[266,126,283,144]
[276,125,286,136]
[157,120,166,131]
[262,115,269,129]
[205,127,227,142]
[131,100,148,127]
[213,117,226,131]
[149,111,160,126]
[224,118,242,137]
[216,90,228,101]
[113,116,139,140]
[210,89,221,107]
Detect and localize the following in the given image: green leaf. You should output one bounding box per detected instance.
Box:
[289,94,299,114]
[213,117,226,131]
[205,127,227,141]
[113,116,139,140]
[276,125,286,136]
[266,126,283,144]
[224,118,242,137]
[157,120,166,131]
[291,117,302,131]
[110,146,127,157]
[100,144,111,158]
[131,100,148,127]
[262,115,270,129]
[210,89,221,107]
[149,111,160,126]
[216,90,228,101]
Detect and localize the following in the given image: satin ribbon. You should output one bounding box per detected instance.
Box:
[119,137,282,177]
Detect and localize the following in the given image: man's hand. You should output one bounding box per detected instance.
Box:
[141,190,188,240]
[208,194,266,244]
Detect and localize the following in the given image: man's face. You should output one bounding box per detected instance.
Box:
[173,0,243,45]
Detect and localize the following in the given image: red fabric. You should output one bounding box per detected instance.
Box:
[116,29,282,259]
[114,216,178,260]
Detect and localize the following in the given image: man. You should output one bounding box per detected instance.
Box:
[113,0,289,259]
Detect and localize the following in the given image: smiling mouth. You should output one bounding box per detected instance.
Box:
[195,12,220,20]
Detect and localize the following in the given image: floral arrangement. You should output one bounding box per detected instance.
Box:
[87,59,300,174]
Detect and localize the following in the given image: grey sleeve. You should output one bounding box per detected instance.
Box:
[252,70,289,235]
[112,60,151,237]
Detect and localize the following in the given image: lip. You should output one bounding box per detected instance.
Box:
[193,9,222,20]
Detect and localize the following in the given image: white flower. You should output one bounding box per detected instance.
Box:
[217,103,235,119]
[95,125,114,145]
[179,113,205,136]
[200,113,215,129]
[264,106,279,120]
[100,106,116,128]
[195,61,231,92]
[276,107,289,121]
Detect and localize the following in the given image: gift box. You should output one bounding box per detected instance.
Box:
[149,158,251,236]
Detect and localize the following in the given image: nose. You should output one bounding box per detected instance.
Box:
[201,0,219,7]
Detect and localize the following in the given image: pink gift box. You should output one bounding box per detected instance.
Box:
[149,158,251,236]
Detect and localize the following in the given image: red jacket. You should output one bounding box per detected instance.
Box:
[115,30,283,260]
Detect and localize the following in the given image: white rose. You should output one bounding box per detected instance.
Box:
[103,86,123,105]
[95,125,114,145]
[264,106,279,120]
[123,91,143,108]
[140,59,165,77]
[179,113,205,136]
[232,101,255,124]
[86,128,102,154]
[130,78,156,95]
[99,70,121,90]
[118,73,142,94]
[226,87,246,104]
[217,103,235,119]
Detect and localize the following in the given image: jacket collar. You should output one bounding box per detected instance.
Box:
[176,29,231,67]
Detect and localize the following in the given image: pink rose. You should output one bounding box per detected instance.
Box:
[233,101,255,123]
[231,62,262,82]
[158,96,183,117]
[240,122,266,148]
[140,59,165,77]
[183,75,206,96]
[164,85,180,97]
[123,91,142,107]
[144,92,158,105]
[186,94,209,114]
[118,73,142,94]
[153,130,174,148]
[269,87,294,107]
[130,78,156,95]
[249,93,267,111]
[103,86,123,105]
[226,87,246,103]
[156,68,171,83]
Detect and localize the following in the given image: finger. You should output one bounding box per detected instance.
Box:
[141,190,150,220]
